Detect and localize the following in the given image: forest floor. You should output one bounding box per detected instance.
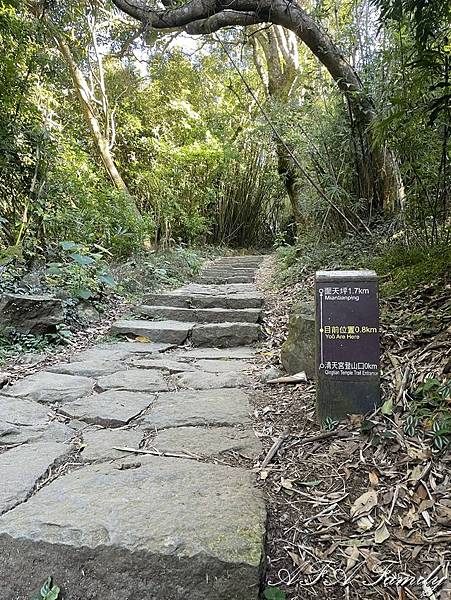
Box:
[254,256,451,600]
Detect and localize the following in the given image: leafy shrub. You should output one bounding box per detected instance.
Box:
[112,247,204,295]
[373,241,451,295]
[45,241,116,300]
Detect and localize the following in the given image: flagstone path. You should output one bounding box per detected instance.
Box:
[0,256,267,600]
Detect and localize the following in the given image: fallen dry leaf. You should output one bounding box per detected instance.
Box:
[400,506,418,529]
[345,546,360,571]
[369,471,379,486]
[350,489,378,520]
[374,522,390,544]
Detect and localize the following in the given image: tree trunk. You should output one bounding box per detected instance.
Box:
[251,27,304,232]
[55,34,128,193]
[277,141,304,232]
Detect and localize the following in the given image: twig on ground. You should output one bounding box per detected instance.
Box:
[260,429,290,469]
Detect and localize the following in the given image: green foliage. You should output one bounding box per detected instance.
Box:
[274,230,373,287]
[401,380,451,450]
[403,414,419,437]
[428,418,451,451]
[372,242,451,295]
[322,416,339,431]
[371,0,450,48]
[210,143,284,247]
[263,586,286,600]
[113,247,204,296]
[45,241,116,300]
[31,577,60,600]
[414,379,451,420]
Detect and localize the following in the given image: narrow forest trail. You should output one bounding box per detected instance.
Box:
[0,256,267,600]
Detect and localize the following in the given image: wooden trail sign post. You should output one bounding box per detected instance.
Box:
[315,270,380,421]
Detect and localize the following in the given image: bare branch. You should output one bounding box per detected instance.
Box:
[185,11,261,34]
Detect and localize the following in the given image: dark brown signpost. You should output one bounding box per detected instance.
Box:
[315,270,380,421]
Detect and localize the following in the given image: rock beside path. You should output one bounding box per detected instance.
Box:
[280,301,315,379]
[0,294,63,334]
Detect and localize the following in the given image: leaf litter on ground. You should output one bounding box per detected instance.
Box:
[253,256,451,600]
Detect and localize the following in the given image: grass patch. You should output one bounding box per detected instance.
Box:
[373,242,451,297]
[273,228,450,301]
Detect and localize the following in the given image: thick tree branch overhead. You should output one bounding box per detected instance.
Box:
[111,0,365,98]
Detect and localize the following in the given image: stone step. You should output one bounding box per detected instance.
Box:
[198,276,255,284]
[143,292,263,310]
[110,319,194,345]
[214,255,264,262]
[172,347,257,359]
[192,322,260,347]
[111,320,260,348]
[137,305,261,323]
[203,268,256,275]
[201,272,256,280]
[0,457,265,600]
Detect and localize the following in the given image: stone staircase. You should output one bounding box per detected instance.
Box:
[0,255,267,600]
[111,256,265,347]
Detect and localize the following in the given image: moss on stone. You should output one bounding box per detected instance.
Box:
[209,521,265,566]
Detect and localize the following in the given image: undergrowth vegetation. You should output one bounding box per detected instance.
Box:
[275,227,450,299]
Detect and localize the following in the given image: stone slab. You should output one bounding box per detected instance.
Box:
[81,428,144,461]
[0,458,265,600]
[195,308,260,323]
[172,347,256,360]
[205,267,256,273]
[180,283,258,296]
[0,417,72,447]
[143,291,263,310]
[141,388,252,429]
[0,395,48,445]
[192,323,259,348]
[48,360,126,378]
[2,372,94,404]
[71,342,172,363]
[110,341,174,354]
[198,276,255,284]
[190,295,263,310]
[172,371,248,390]
[153,426,262,458]
[0,395,48,427]
[0,441,70,515]
[137,305,196,321]
[70,347,132,364]
[195,359,250,373]
[97,369,170,393]
[138,306,261,324]
[110,319,193,344]
[127,357,196,373]
[60,391,154,428]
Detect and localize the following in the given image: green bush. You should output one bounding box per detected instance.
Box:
[373,242,451,295]
[45,241,116,300]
